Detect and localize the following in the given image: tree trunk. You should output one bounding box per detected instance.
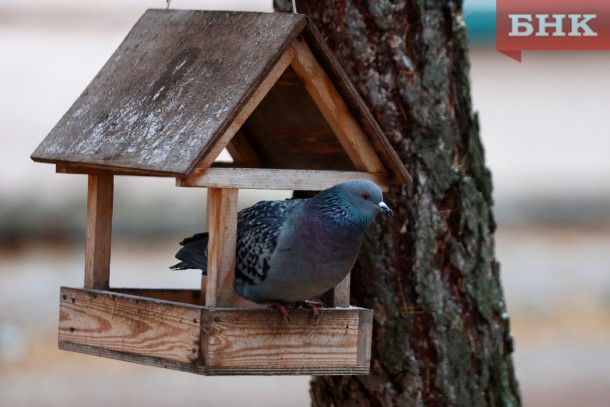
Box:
[275,1,521,406]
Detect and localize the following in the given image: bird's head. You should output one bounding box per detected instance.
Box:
[338,180,394,219]
[311,180,394,230]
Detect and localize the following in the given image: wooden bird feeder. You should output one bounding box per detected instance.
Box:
[31,9,411,375]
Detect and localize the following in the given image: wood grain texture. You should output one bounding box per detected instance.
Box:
[178,168,389,191]
[32,10,410,185]
[205,188,239,307]
[59,287,201,366]
[194,49,293,171]
[56,164,169,177]
[331,273,351,308]
[113,288,202,305]
[300,19,413,185]
[58,287,373,375]
[200,307,372,374]
[225,129,264,167]
[239,65,357,172]
[85,174,113,289]
[31,10,306,176]
[290,39,386,175]
[59,341,201,374]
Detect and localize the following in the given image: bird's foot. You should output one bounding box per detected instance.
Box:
[303,300,324,319]
[267,302,291,322]
[267,301,324,321]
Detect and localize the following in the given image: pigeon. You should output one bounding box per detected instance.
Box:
[171,180,393,317]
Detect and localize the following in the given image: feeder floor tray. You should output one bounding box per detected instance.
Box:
[58,287,373,375]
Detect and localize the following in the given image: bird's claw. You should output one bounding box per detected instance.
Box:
[303,300,324,320]
[267,301,325,321]
[267,302,291,322]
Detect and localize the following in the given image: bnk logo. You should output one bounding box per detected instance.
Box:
[508,14,597,37]
[496,1,610,61]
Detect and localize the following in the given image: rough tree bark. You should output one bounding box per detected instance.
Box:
[275,1,521,406]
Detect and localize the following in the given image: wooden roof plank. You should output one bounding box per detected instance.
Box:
[32,10,411,185]
[31,10,307,176]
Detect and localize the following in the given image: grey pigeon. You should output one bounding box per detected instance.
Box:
[171,180,393,315]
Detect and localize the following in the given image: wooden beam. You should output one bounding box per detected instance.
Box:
[178,168,389,191]
[225,128,264,167]
[194,49,294,171]
[56,164,173,177]
[333,273,351,307]
[59,287,201,367]
[322,273,351,308]
[205,188,239,307]
[290,39,387,175]
[200,307,372,374]
[58,287,373,375]
[85,174,113,289]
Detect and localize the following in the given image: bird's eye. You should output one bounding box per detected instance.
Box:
[361,193,370,200]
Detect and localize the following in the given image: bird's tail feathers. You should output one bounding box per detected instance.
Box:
[169,262,192,270]
[170,232,210,273]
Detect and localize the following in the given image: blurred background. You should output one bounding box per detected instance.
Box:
[1,1,609,406]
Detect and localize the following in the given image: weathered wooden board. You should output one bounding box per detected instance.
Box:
[58,287,373,375]
[290,39,386,175]
[205,188,239,307]
[111,287,264,312]
[113,288,202,305]
[331,273,351,308]
[194,50,294,171]
[56,164,167,177]
[84,175,113,289]
[200,307,372,375]
[178,168,389,191]
[59,287,201,369]
[32,9,411,185]
[32,10,306,176]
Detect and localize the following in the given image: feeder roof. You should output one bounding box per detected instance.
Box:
[31,9,410,184]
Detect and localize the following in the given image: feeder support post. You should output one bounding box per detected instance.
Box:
[205,188,239,307]
[84,174,114,289]
[332,273,351,307]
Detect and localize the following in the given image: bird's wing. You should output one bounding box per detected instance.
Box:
[235,199,303,286]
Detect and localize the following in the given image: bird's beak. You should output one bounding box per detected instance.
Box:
[378,201,394,216]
